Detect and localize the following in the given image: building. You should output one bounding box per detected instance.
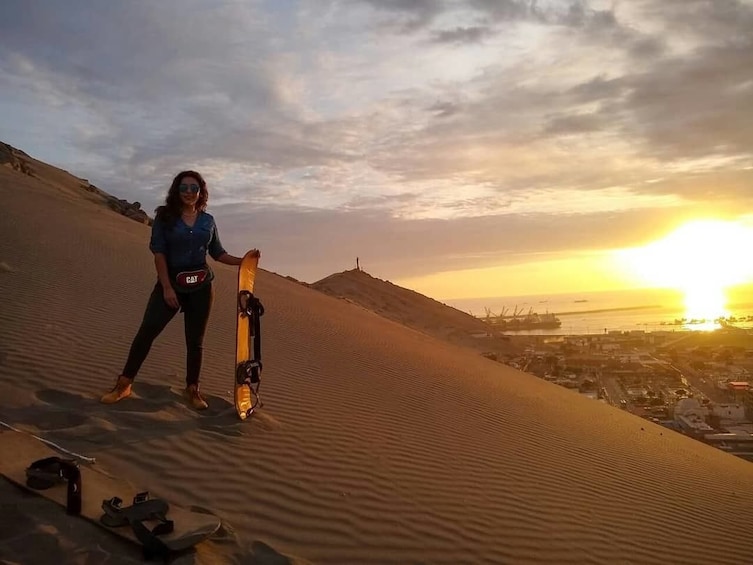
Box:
[724,381,750,404]
[708,402,749,431]
[745,389,753,421]
[674,398,714,437]
[702,431,753,462]
[710,403,747,425]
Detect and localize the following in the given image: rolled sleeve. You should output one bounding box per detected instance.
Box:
[208,222,227,260]
[149,219,167,255]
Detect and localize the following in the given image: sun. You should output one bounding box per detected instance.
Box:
[614,219,753,323]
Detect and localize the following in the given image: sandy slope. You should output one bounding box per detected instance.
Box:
[2,162,753,564]
[311,268,524,358]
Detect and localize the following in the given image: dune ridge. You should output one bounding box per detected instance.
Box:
[311,268,523,357]
[2,149,753,563]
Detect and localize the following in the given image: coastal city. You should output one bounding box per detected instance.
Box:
[499,326,753,463]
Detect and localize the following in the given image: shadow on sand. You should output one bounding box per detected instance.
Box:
[0,379,281,456]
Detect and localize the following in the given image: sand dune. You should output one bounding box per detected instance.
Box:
[3,151,753,564]
[311,268,524,358]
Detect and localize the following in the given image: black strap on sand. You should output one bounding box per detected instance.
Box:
[26,457,69,489]
[100,491,174,561]
[238,290,264,383]
[100,491,170,527]
[250,293,263,381]
[236,290,265,416]
[129,516,175,561]
[25,457,82,515]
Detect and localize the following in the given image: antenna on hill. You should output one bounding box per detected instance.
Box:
[356,256,360,271]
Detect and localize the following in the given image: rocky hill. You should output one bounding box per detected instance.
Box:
[311,268,525,357]
[0,141,151,226]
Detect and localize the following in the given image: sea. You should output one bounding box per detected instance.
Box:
[441,284,753,336]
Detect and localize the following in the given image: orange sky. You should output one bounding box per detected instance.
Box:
[397,216,753,303]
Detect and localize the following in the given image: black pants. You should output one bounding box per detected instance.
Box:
[121,282,214,385]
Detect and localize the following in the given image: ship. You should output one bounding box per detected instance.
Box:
[484,306,562,331]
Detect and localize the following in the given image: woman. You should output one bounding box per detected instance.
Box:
[101,170,260,410]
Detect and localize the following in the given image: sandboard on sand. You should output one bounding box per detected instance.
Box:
[0,429,221,559]
[234,249,265,420]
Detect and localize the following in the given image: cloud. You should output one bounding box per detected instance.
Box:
[543,112,605,135]
[431,26,496,45]
[212,192,748,283]
[355,0,446,33]
[342,0,753,207]
[353,0,624,34]
[1,0,752,294]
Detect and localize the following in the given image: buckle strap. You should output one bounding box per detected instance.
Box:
[130,516,175,560]
[25,457,81,515]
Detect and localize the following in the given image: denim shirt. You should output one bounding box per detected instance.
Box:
[149,212,227,272]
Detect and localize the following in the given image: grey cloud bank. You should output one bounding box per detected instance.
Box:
[1,0,752,291]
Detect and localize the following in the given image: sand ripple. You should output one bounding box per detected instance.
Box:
[3,168,753,564]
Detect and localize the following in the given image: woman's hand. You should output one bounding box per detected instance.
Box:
[163,286,180,309]
[217,251,260,266]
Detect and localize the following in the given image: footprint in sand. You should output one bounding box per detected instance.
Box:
[30,385,269,445]
[37,387,164,415]
[0,402,90,432]
[31,409,89,431]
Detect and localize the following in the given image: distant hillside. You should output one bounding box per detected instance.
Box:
[311,268,524,357]
[0,138,524,358]
[0,141,151,226]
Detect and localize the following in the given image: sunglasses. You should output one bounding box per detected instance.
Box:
[179,183,200,194]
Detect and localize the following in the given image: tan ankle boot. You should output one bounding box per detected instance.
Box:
[184,384,208,410]
[100,375,133,404]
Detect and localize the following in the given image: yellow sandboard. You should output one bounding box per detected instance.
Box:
[234,250,264,420]
[0,429,221,559]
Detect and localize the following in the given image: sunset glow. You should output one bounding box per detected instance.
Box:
[3,1,753,302]
[615,219,753,327]
[683,284,729,331]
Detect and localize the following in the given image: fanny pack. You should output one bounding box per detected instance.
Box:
[172,266,213,292]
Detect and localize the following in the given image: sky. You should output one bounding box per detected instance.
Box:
[2,0,753,303]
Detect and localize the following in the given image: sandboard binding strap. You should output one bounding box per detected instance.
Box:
[25,456,82,516]
[236,362,263,417]
[237,289,265,418]
[238,289,265,319]
[100,491,169,527]
[101,491,175,561]
[130,517,175,561]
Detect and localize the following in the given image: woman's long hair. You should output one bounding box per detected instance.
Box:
[154,170,209,226]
